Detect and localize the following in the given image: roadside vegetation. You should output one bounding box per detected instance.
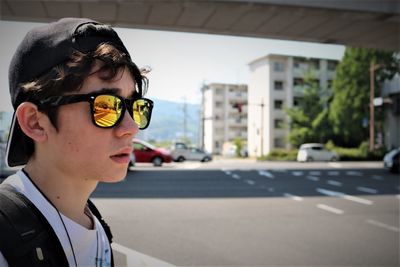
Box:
[259,141,387,161]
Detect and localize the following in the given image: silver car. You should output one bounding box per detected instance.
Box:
[297,143,339,162]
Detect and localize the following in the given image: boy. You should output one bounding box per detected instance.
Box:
[0,17,153,266]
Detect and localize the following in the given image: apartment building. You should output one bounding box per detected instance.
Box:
[248,54,338,157]
[381,74,400,149]
[201,83,248,154]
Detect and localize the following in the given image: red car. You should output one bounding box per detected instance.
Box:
[130,139,172,167]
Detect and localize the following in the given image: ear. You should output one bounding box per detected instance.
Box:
[16,102,49,143]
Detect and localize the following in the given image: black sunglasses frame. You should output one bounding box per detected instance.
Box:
[37,93,154,130]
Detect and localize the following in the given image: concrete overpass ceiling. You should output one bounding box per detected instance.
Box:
[1,0,399,51]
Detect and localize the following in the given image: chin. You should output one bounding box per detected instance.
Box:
[100,168,128,183]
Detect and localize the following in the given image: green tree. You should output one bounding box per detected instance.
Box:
[286,72,331,147]
[329,48,399,147]
[233,137,244,157]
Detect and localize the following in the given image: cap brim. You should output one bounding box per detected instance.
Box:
[6,113,29,167]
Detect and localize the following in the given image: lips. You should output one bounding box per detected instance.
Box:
[110,147,133,164]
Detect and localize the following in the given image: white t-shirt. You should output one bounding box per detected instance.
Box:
[0,170,112,267]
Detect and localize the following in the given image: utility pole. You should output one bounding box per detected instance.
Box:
[260,99,265,157]
[183,97,187,143]
[370,63,380,151]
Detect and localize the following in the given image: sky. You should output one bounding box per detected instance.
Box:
[0,20,345,113]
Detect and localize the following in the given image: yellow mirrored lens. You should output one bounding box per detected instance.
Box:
[133,99,150,128]
[93,95,122,127]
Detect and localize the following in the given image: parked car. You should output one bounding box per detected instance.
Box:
[171,142,212,162]
[130,139,172,167]
[297,143,339,162]
[383,147,400,173]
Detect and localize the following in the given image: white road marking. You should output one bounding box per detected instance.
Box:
[366,220,400,232]
[357,186,378,194]
[371,175,384,180]
[292,171,304,176]
[223,170,232,175]
[112,243,177,267]
[306,176,320,181]
[309,171,321,176]
[346,171,362,176]
[316,188,373,205]
[327,171,339,176]
[317,204,344,214]
[258,170,274,179]
[245,179,255,185]
[283,193,303,201]
[327,180,342,187]
[268,187,275,192]
[232,174,241,179]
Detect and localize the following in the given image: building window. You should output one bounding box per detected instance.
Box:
[274,100,284,109]
[274,61,285,72]
[309,59,320,70]
[215,101,223,108]
[328,60,338,71]
[293,97,302,107]
[274,80,284,90]
[293,78,304,86]
[215,141,220,148]
[274,119,284,128]
[274,138,285,148]
[327,79,333,89]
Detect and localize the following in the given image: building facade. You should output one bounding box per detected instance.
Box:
[247,54,338,157]
[381,74,400,149]
[201,83,248,155]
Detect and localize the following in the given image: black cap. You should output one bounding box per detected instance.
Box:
[6,17,131,167]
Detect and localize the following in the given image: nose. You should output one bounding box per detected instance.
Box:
[115,109,139,138]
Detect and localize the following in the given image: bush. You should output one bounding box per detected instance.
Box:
[258,149,298,161]
[327,140,386,161]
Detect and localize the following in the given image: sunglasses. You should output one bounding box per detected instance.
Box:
[38,93,153,129]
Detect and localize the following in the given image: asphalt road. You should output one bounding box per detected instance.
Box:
[92,160,400,267]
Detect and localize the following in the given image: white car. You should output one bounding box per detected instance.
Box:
[297,143,339,162]
[171,143,212,162]
[383,147,400,173]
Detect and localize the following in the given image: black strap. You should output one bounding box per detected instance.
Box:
[0,184,69,267]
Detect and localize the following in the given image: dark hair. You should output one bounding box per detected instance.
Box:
[20,43,149,158]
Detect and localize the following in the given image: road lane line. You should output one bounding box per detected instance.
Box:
[316,188,373,205]
[232,174,241,179]
[283,193,303,201]
[309,171,321,176]
[327,180,342,187]
[371,175,383,181]
[223,170,232,175]
[258,170,274,179]
[306,176,319,181]
[317,204,344,214]
[346,171,362,176]
[112,243,177,267]
[268,187,275,192]
[245,179,255,185]
[292,171,304,176]
[343,195,373,205]
[357,186,378,194]
[366,220,400,232]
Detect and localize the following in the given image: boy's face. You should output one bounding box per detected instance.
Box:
[45,62,138,182]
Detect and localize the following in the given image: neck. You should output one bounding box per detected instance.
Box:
[24,160,98,229]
